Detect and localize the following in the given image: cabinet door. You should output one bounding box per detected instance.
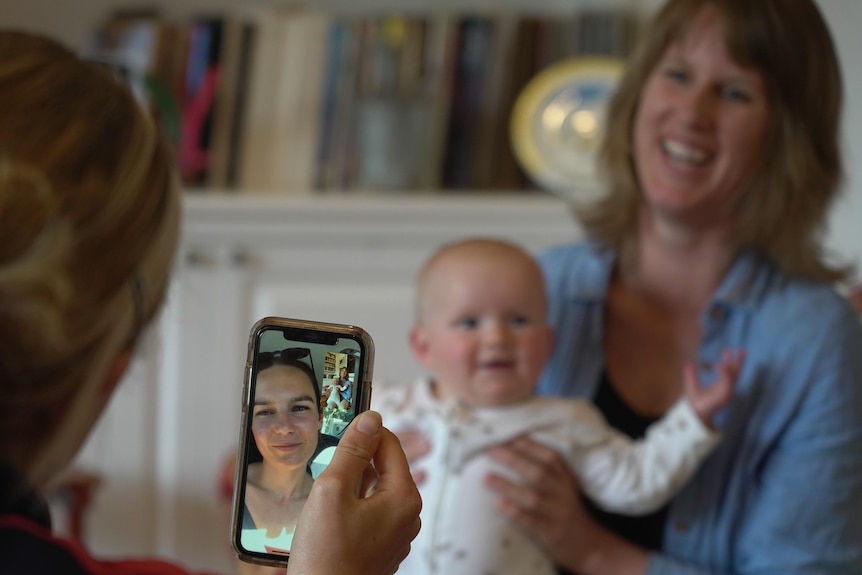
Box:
[245,245,424,387]
[67,337,161,558]
[151,249,251,573]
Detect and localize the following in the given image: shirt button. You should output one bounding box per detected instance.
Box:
[709,306,726,321]
[674,520,690,533]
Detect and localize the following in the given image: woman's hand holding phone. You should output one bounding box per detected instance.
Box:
[289,411,422,575]
[232,318,375,566]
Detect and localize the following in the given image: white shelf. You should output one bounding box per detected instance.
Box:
[180,191,583,254]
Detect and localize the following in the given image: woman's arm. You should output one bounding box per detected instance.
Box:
[721,309,862,574]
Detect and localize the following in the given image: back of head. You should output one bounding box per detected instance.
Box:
[588,0,845,281]
[0,31,181,482]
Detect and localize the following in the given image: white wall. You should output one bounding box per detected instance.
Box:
[820,0,862,279]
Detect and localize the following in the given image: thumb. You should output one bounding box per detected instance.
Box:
[682,361,700,398]
[319,410,383,486]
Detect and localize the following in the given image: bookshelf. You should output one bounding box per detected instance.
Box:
[3,0,649,197]
[322,350,347,379]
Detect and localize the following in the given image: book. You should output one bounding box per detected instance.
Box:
[206,17,256,190]
[224,21,257,188]
[314,18,352,190]
[178,17,224,186]
[471,13,519,189]
[414,14,458,190]
[236,7,331,193]
[350,15,434,190]
[441,16,493,189]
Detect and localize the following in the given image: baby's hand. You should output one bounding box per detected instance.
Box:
[684,349,745,427]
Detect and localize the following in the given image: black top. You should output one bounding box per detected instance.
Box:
[0,459,51,529]
[0,459,93,575]
[583,371,669,551]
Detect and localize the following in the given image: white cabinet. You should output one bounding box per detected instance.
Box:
[73,193,582,573]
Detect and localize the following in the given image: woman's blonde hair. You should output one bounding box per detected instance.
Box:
[581,0,847,282]
[0,32,181,473]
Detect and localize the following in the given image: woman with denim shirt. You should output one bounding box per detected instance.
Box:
[479,0,862,573]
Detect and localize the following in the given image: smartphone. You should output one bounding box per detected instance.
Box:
[230,317,374,568]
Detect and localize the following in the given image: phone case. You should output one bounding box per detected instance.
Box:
[229,316,375,567]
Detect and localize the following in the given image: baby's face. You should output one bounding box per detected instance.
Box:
[412,253,552,408]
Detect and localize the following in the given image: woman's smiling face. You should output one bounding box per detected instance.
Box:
[252,365,322,470]
[633,4,770,230]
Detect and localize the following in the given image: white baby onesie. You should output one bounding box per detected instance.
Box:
[374,378,719,575]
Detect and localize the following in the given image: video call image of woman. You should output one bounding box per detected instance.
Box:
[324,366,352,411]
[240,339,360,556]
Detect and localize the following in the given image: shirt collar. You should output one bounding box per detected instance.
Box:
[565,240,616,304]
[564,244,775,313]
[711,250,775,312]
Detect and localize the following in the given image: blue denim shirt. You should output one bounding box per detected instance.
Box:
[536,241,862,575]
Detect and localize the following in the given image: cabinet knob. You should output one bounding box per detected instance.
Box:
[231,250,257,268]
[184,250,215,268]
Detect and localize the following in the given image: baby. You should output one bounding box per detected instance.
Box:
[374,237,743,575]
[324,375,348,411]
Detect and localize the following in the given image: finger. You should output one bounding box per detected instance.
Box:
[495,435,558,466]
[729,348,746,374]
[363,427,423,528]
[489,438,565,486]
[495,493,551,533]
[682,361,700,395]
[371,427,421,494]
[485,470,542,509]
[319,410,383,489]
[486,469,572,537]
[358,457,380,497]
[718,348,745,374]
[394,428,431,464]
[716,349,745,388]
[411,468,427,486]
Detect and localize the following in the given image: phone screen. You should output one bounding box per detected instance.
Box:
[231,318,374,567]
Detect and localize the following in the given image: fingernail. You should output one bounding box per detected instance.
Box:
[356,411,382,435]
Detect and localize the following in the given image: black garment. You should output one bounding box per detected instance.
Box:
[0,523,91,575]
[0,459,88,575]
[583,371,669,551]
[557,373,670,575]
[0,458,51,529]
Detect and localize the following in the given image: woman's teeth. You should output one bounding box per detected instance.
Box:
[663,139,708,165]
